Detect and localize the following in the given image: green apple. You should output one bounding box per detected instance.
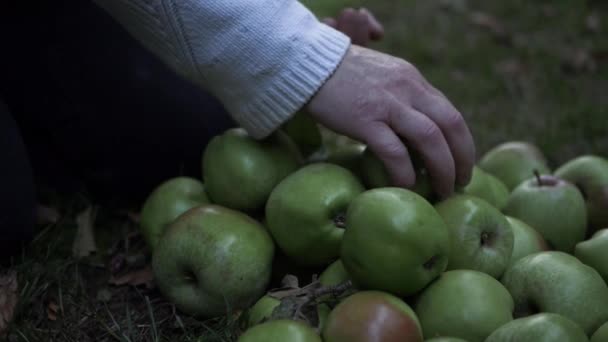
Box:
[317,260,352,330]
[485,313,588,342]
[323,291,423,342]
[507,216,549,266]
[317,302,331,332]
[414,270,514,342]
[501,251,608,335]
[202,128,301,212]
[139,176,209,249]
[591,321,608,342]
[575,229,608,283]
[359,148,433,200]
[478,141,551,190]
[246,295,281,327]
[555,155,608,231]
[323,143,366,176]
[341,188,449,297]
[306,142,366,178]
[319,260,351,287]
[281,112,323,158]
[425,338,468,342]
[266,163,364,266]
[461,166,510,210]
[504,174,587,253]
[152,205,274,318]
[434,194,513,278]
[238,319,322,342]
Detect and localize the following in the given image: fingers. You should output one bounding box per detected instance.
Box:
[328,8,385,46]
[413,93,475,186]
[363,123,416,188]
[388,100,456,198]
[359,8,384,41]
[337,8,370,46]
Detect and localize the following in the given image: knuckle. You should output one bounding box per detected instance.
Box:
[373,140,404,159]
[417,121,441,144]
[341,7,357,17]
[353,92,389,118]
[391,62,425,91]
[443,109,465,130]
[399,61,420,77]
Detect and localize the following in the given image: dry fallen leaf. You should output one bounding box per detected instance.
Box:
[593,49,608,63]
[541,5,557,18]
[72,206,98,258]
[47,301,59,321]
[126,211,141,224]
[0,271,18,336]
[439,0,468,12]
[586,12,601,33]
[494,58,526,77]
[470,11,510,43]
[108,264,155,289]
[36,205,61,225]
[563,48,597,73]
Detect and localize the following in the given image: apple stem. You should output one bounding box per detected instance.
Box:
[423,255,439,270]
[334,213,347,229]
[534,169,543,186]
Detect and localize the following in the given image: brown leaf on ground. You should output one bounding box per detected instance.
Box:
[593,49,608,63]
[109,253,126,274]
[36,205,61,225]
[126,211,141,224]
[0,271,18,336]
[562,48,597,73]
[470,11,510,44]
[108,264,155,289]
[541,5,557,18]
[494,58,527,77]
[281,274,300,289]
[586,12,601,33]
[47,301,59,321]
[72,206,99,258]
[439,0,468,13]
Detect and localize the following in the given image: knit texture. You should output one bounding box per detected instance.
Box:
[94,0,351,138]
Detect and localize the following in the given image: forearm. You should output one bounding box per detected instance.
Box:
[93,0,351,138]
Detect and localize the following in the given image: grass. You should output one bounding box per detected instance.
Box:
[3,1,607,341]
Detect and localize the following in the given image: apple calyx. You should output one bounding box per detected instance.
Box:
[333,212,347,229]
[184,270,197,283]
[423,254,441,270]
[480,231,496,247]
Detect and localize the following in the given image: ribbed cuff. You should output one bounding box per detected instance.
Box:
[236,24,351,139]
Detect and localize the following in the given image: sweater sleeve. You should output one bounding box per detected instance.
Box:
[92,0,351,139]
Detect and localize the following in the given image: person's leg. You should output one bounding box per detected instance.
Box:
[0,100,36,260]
[0,2,235,208]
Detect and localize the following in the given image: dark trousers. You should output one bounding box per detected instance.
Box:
[0,2,235,258]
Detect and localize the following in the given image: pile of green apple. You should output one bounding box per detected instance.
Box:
[138,115,608,342]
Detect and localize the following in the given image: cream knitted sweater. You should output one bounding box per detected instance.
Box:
[93,0,351,138]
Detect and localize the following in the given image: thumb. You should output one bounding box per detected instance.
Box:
[360,8,384,41]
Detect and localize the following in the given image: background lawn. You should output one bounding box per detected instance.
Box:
[3,1,607,341]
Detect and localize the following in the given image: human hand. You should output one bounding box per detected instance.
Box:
[322,8,384,47]
[306,46,475,198]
